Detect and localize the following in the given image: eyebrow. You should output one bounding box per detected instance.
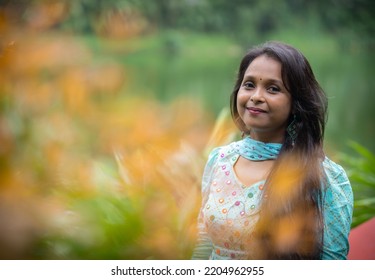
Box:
[243,75,284,86]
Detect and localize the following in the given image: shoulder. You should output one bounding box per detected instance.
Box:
[205,139,242,164]
[322,156,353,208]
[323,157,350,185]
[202,140,241,179]
[201,141,238,195]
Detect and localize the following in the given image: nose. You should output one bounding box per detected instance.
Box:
[250,87,265,103]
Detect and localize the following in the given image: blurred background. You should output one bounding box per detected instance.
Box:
[0,0,374,259]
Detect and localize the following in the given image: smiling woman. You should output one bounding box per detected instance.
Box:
[192,41,353,260]
[236,55,292,144]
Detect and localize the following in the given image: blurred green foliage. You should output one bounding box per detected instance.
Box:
[3,0,374,47]
[340,142,375,228]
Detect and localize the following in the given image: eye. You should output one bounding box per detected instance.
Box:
[243,81,255,89]
[268,85,280,93]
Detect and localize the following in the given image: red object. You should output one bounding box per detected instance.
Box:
[348,217,375,260]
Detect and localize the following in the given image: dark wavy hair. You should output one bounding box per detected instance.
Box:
[230,41,328,259]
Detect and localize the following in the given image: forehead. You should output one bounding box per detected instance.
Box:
[244,55,282,80]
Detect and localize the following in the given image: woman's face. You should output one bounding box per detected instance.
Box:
[236,54,292,143]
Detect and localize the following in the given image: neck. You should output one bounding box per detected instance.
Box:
[239,134,282,161]
[249,130,285,144]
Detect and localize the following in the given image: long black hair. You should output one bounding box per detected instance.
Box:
[230,41,328,259]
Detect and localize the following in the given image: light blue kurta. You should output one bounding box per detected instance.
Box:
[192,137,353,260]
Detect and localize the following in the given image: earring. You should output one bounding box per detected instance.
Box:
[287,115,298,146]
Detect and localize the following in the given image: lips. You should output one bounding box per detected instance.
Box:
[247,107,267,114]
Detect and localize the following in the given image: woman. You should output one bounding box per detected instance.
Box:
[192,41,353,260]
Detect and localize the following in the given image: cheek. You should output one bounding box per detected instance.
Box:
[236,92,247,109]
[275,100,292,120]
[236,97,246,117]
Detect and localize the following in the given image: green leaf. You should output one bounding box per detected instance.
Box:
[340,141,375,228]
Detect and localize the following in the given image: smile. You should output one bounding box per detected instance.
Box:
[246,107,267,114]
